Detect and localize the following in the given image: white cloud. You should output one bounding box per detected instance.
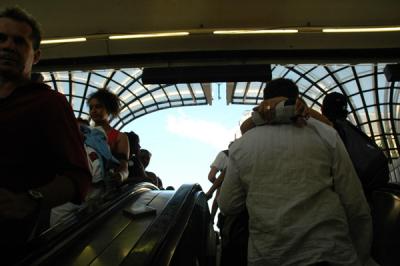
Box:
[166,112,238,150]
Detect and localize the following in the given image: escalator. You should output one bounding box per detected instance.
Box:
[371,183,400,266]
[13,183,216,266]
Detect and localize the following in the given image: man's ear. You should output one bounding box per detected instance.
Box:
[33,49,41,65]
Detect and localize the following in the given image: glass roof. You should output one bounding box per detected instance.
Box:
[41,63,400,160]
[41,68,211,130]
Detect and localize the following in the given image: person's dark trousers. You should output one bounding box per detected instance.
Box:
[219,210,249,266]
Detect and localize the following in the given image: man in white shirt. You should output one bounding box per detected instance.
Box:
[218,78,374,266]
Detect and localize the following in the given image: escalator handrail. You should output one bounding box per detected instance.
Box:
[15,182,159,266]
[121,183,204,266]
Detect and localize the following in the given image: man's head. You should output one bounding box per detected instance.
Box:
[126,131,140,157]
[321,92,348,121]
[139,149,152,168]
[0,7,41,80]
[263,78,299,100]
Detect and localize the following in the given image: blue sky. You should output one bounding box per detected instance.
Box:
[125,83,252,192]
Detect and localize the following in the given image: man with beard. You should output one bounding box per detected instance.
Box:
[0,7,91,256]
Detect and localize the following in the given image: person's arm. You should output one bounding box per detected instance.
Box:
[240,97,295,135]
[207,166,219,183]
[205,170,225,199]
[241,97,331,135]
[0,174,81,220]
[332,134,372,265]
[0,92,91,220]
[114,132,130,183]
[218,155,246,215]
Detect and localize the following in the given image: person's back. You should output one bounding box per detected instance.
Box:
[225,118,371,265]
[219,79,373,266]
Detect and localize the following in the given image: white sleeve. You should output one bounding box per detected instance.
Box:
[210,151,228,171]
[218,154,246,215]
[332,134,373,265]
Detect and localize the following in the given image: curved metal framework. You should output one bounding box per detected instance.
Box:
[230,64,400,160]
[42,68,211,130]
[42,63,400,160]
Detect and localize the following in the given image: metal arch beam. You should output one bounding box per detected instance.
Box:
[202,83,213,105]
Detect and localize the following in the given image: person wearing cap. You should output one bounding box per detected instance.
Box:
[219,78,374,265]
[321,92,349,122]
[321,92,389,199]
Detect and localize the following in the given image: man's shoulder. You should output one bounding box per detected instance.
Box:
[307,117,339,149]
[33,83,64,98]
[28,83,70,107]
[21,82,61,98]
[308,117,336,133]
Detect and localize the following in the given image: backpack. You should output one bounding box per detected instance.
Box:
[334,119,389,194]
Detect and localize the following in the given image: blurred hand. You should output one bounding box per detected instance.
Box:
[205,191,213,200]
[255,97,287,122]
[111,172,124,185]
[0,188,36,220]
[293,98,310,127]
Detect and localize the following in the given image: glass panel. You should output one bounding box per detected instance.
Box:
[72,82,87,97]
[246,82,263,98]
[359,76,373,92]
[164,86,181,101]
[297,79,312,95]
[306,66,325,80]
[296,64,317,73]
[380,104,390,114]
[342,80,359,95]
[370,121,382,136]
[377,73,388,88]
[191,84,206,98]
[71,97,83,112]
[363,91,375,106]
[284,71,300,82]
[354,64,373,76]
[234,82,246,96]
[378,89,389,104]
[333,66,353,83]
[348,93,363,110]
[271,65,289,79]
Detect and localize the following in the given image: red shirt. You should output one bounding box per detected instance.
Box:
[0,82,91,202]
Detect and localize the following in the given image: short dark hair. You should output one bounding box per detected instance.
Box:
[140,149,152,157]
[0,7,42,50]
[322,92,348,120]
[263,78,299,100]
[88,89,121,117]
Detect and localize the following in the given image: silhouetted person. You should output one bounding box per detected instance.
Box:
[0,7,91,261]
[322,92,389,200]
[88,89,130,185]
[139,149,163,189]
